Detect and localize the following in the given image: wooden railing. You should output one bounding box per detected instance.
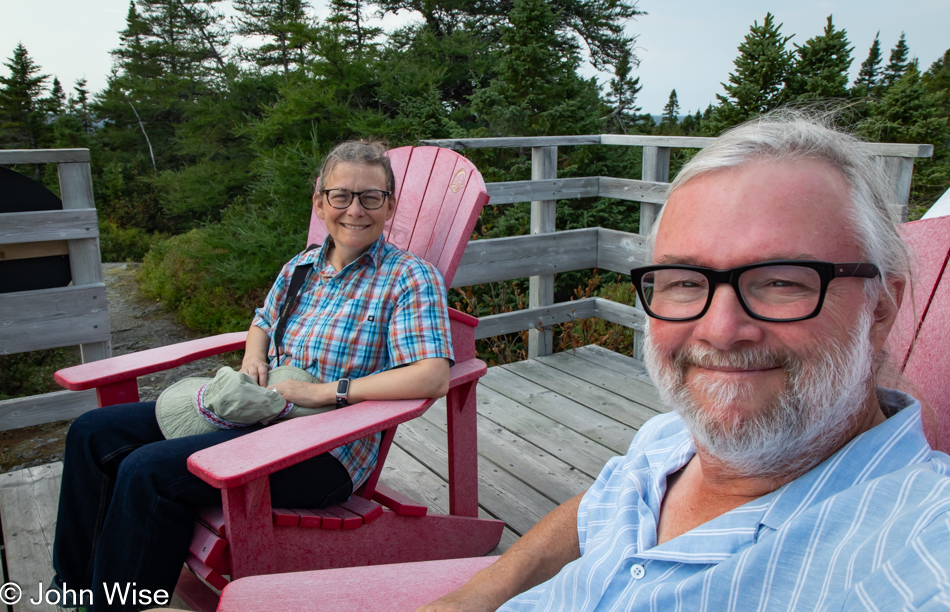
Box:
[0,149,108,430]
[421,134,935,358]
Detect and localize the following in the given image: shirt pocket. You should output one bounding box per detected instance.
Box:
[314,296,388,377]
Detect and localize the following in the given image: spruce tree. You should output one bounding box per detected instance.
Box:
[787,15,852,100]
[604,45,642,134]
[853,32,882,98]
[661,89,679,125]
[710,13,794,130]
[469,0,602,137]
[232,0,313,74]
[882,32,911,89]
[0,43,50,150]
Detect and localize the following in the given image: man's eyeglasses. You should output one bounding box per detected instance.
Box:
[322,188,391,210]
[629,260,881,322]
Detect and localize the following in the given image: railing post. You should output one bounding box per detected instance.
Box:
[59,161,111,363]
[882,156,915,222]
[634,146,671,359]
[528,146,557,358]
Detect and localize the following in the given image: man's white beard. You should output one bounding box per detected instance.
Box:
[643,309,876,479]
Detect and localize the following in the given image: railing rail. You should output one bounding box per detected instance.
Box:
[421,134,935,358]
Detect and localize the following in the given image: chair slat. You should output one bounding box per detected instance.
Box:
[338,496,384,524]
[272,509,300,527]
[388,147,439,250]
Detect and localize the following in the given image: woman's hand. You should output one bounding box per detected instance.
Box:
[267,379,334,409]
[239,358,271,387]
[240,325,272,386]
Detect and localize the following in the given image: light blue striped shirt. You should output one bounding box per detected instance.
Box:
[502,389,950,611]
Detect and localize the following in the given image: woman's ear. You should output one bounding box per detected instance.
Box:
[313,192,326,220]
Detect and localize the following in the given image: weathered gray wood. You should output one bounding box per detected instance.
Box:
[0,462,64,612]
[505,356,661,428]
[486,177,598,205]
[404,405,558,535]
[596,228,650,275]
[453,229,598,287]
[420,136,601,150]
[882,157,915,221]
[0,210,99,245]
[570,345,662,395]
[538,351,664,412]
[529,146,557,359]
[476,299,598,339]
[0,284,110,355]
[596,177,669,204]
[480,366,635,455]
[865,143,934,158]
[600,134,714,149]
[425,398,593,505]
[0,389,99,431]
[639,146,670,237]
[0,149,90,164]
[594,298,646,332]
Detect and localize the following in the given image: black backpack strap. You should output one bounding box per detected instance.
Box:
[272,244,320,358]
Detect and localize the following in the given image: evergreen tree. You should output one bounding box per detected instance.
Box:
[0,43,50,150]
[709,13,794,130]
[787,15,852,100]
[46,77,66,115]
[922,48,950,118]
[69,78,93,134]
[882,32,911,89]
[853,32,882,97]
[375,0,643,72]
[469,0,603,137]
[604,45,641,134]
[326,0,383,60]
[661,89,679,124]
[232,0,313,75]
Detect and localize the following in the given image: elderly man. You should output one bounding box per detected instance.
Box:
[421,115,950,611]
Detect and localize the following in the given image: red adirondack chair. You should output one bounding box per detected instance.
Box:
[54,146,504,611]
[215,215,950,612]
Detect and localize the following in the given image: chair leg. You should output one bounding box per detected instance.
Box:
[221,477,277,578]
[446,380,479,517]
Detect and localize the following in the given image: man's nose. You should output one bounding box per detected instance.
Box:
[692,284,764,349]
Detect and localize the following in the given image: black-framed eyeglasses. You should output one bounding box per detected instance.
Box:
[629,260,881,322]
[321,188,391,210]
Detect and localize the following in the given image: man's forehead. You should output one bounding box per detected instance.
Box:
[655,159,858,265]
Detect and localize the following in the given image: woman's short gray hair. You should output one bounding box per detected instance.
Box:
[315,140,395,195]
[651,110,911,303]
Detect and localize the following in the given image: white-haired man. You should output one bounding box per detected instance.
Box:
[420,115,950,611]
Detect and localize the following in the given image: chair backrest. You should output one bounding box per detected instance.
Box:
[307,146,488,286]
[885,215,950,453]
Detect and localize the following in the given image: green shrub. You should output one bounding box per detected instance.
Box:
[0,347,80,400]
[99,219,168,262]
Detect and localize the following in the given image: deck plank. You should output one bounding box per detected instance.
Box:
[0,462,63,612]
[480,367,635,455]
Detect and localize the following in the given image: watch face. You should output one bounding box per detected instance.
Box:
[337,379,349,395]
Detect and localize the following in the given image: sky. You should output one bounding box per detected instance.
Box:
[1,0,948,114]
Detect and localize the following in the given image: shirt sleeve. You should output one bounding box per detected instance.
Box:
[386,258,455,367]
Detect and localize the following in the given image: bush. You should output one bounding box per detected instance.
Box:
[0,347,80,400]
[99,219,168,262]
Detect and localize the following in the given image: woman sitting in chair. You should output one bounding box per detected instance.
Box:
[51,141,453,611]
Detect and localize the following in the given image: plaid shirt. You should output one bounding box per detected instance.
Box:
[252,235,454,489]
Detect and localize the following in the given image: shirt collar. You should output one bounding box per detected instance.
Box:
[639,389,928,563]
[306,234,388,273]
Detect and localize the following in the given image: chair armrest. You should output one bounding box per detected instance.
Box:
[54,332,248,391]
[217,557,498,612]
[187,357,486,489]
[187,397,434,488]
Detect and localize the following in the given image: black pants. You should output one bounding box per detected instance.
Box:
[52,402,353,611]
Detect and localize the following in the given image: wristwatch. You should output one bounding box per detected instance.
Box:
[336,378,350,408]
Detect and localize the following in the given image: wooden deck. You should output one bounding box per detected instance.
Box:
[0,345,664,609]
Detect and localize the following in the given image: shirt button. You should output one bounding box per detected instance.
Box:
[630,563,645,580]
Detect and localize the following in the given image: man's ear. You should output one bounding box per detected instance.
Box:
[870,275,906,353]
